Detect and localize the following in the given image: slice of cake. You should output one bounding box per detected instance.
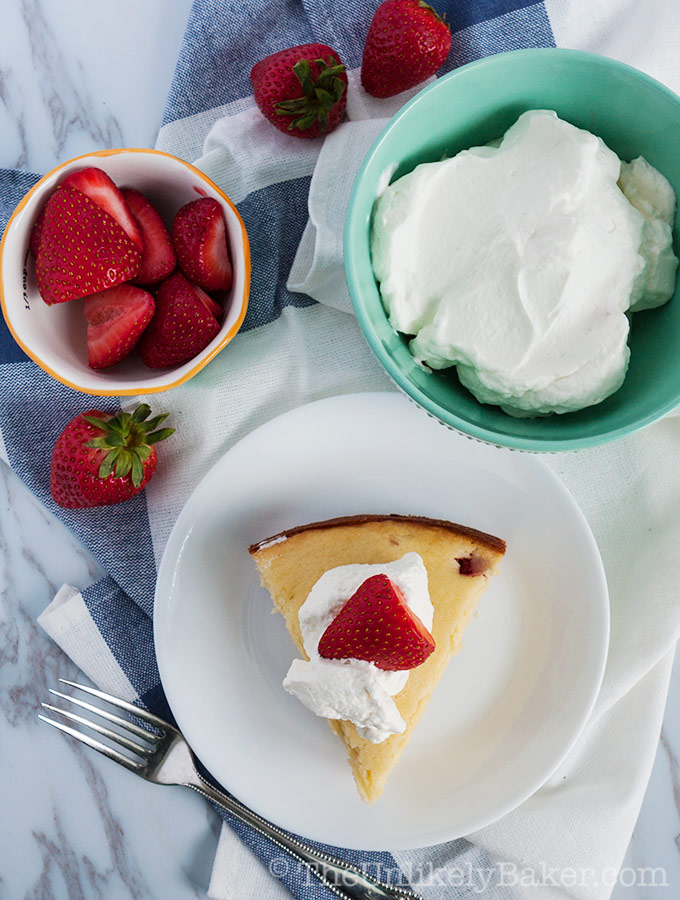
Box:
[249,514,506,803]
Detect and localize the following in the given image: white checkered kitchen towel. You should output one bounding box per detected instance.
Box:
[1,2,680,898]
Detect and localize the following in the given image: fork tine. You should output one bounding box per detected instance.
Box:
[38,714,144,772]
[58,679,169,730]
[41,703,155,757]
[48,689,162,743]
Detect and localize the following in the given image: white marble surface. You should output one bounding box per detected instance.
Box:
[0,2,678,898]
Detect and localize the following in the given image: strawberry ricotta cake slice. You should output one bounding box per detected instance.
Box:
[249,514,506,803]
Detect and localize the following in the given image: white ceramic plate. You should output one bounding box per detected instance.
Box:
[154,392,609,849]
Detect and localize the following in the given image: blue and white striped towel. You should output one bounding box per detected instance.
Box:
[2,2,680,898]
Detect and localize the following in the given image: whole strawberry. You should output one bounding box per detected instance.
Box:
[361,0,452,98]
[50,404,174,509]
[251,43,348,139]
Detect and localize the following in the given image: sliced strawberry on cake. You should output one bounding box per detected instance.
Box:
[318,573,435,670]
[83,284,155,370]
[35,187,142,305]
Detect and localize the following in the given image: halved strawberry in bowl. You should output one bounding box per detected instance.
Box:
[138,272,220,368]
[83,284,155,370]
[61,167,143,250]
[122,188,177,285]
[318,573,436,670]
[35,187,142,305]
[173,198,232,293]
[193,283,223,321]
[29,205,47,258]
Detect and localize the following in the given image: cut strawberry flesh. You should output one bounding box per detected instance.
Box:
[122,188,177,285]
[318,573,435,671]
[456,554,489,576]
[35,187,142,305]
[173,198,232,293]
[84,284,155,369]
[193,283,223,321]
[61,167,143,250]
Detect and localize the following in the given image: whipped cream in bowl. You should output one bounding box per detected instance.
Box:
[282,552,432,743]
[370,110,678,418]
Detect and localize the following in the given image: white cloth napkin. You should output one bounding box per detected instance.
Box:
[287,118,388,315]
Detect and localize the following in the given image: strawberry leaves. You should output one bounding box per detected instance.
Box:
[50,404,174,508]
[81,405,174,489]
[250,43,348,139]
[275,56,347,133]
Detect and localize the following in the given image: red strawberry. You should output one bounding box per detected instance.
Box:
[61,167,143,249]
[318,573,435,671]
[83,284,155,370]
[173,198,232,293]
[193,283,223,321]
[35,187,142,305]
[138,272,220,368]
[361,0,452,98]
[122,189,177,285]
[29,205,46,258]
[50,404,174,509]
[250,43,348,139]
[172,197,232,291]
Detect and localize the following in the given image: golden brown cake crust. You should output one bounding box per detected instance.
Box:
[248,513,506,556]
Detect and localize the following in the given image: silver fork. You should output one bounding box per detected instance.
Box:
[39,679,423,900]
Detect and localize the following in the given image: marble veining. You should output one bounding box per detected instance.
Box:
[0,457,222,900]
[0,62,29,170]
[661,733,680,824]
[0,0,193,175]
[20,0,125,165]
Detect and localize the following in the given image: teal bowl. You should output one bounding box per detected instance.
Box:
[345,49,680,451]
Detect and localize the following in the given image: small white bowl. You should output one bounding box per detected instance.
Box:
[0,148,250,395]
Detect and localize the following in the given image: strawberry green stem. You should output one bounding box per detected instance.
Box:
[275,56,346,133]
[418,1,449,27]
[83,403,174,488]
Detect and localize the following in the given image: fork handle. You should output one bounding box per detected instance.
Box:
[183,778,423,900]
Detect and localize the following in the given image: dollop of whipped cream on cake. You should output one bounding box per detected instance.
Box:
[282,552,432,743]
[371,110,678,416]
